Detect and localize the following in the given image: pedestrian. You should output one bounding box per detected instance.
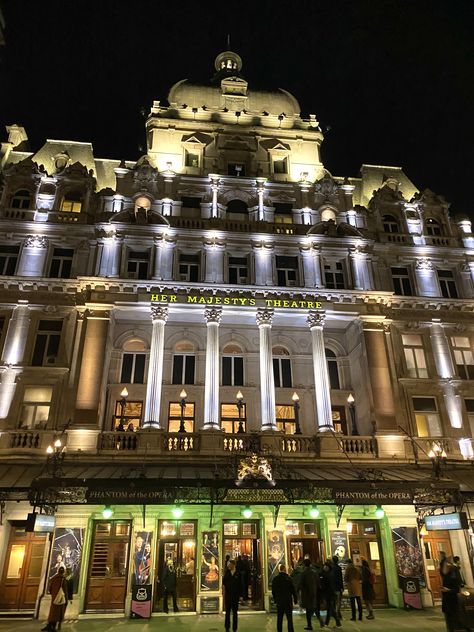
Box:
[453,556,466,587]
[42,566,68,632]
[162,559,179,613]
[344,558,362,621]
[361,559,375,620]
[441,559,470,632]
[271,563,298,632]
[300,558,322,630]
[332,555,344,621]
[223,560,241,632]
[320,559,341,628]
[440,551,448,576]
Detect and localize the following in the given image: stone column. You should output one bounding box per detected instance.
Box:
[204,239,225,283]
[300,244,322,288]
[256,308,277,431]
[153,235,176,280]
[0,301,31,419]
[253,242,274,286]
[209,174,220,218]
[16,235,48,277]
[97,231,119,277]
[143,306,169,429]
[203,307,222,430]
[415,258,439,297]
[430,319,463,429]
[256,177,266,221]
[307,311,333,431]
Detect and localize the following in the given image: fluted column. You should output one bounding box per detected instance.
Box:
[0,301,31,419]
[209,174,220,218]
[430,319,462,429]
[415,258,439,297]
[204,238,225,283]
[256,177,266,221]
[256,308,277,431]
[203,307,222,430]
[300,244,322,287]
[143,306,168,428]
[307,311,333,431]
[253,242,274,286]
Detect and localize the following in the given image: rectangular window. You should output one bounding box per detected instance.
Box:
[273,203,293,225]
[228,257,248,284]
[179,254,200,282]
[19,386,52,429]
[127,251,149,279]
[273,357,292,388]
[451,336,474,380]
[0,245,19,275]
[49,248,73,278]
[113,400,143,431]
[324,262,345,289]
[227,163,245,177]
[413,396,441,437]
[184,151,200,168]
[332,406,347,434]
[120,353,146,384]
[172,354,195,385]
[465,399,474,437]
[391,267,413,296]
[437,270,458,299]
[276,256,298,287]
[402,333,428,378]
[32,320,62,366]
[273,158,288,174]
[222,356,244,386]
[181,196,202,209]
[275,404,296,434]
[221,403,247,433]
[168,401,195,433]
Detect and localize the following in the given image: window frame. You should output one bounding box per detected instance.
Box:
[412,396,442,437]
[126,250,150,280]
[168,401,195,433]
[220,402,247,433]
[275,404,296,434]
[402,333,429,378]
[382,215,399,233]
[172,353,196,385]
[222,354,244,386]
[178,253,200,282]
[49,247,74,279]
[32,320,63,367]
[19,386,53,429]
[228,256,249,285]
[325,349,340,389]
[113,399,143,431]
[276,255,299,287]
[0,245,20,275]
[451,336,474,380]
[10,189,32,210]
[391,266,413,296]
[437,269,458,299]
[273,352,292,389]
[120,352,147,384]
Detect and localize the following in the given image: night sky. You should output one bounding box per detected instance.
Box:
[1,0,473,217]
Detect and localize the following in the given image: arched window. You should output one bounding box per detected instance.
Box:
[426,217,442,236]
[272,346,292,388]
[382,214,399,233]
[325,349,340,389]
[134,196,151,212]
[10,189,32,209]
[226,199,248,214]
[222,343,244,386]
[172,341,195,385]
[120,338,147,384]
[321,208,336,222]
[61,190,82,213]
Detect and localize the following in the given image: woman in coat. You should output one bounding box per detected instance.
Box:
[344,559,362,621]
[42,566,68,632]
[361,559,375,620]
[299,558,321,630]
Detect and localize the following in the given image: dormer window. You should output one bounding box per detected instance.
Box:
[61,190,82,213]
[185,151,200,168]
[273,158,288,174]
[134,196,151,213]
[382,214,399,233]
[426,217,442,236]
[10,189,32,209]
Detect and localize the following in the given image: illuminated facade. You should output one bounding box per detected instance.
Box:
[0,50,473,618]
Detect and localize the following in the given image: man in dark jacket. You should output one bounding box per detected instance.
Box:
[223,560,241,632]
[331,555,344,620]
[272,564,298,632]
[320,560,341,628]
[299,558,322,630]
[162,559,179,613]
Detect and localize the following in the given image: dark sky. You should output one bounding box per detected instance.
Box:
[1,0,473,217]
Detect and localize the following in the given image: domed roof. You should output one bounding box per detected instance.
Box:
[167,50,301,118]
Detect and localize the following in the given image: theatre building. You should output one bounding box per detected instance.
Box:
[0,50,474,619]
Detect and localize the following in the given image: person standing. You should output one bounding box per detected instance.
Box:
[42,567,68,632]
[332,555,344,621]
[223,560,241,632]
[441,559,470,632]
[299,558,322,630]
[272,564,298,632]
[162,559,179,613]
[344,558,362,622]
[320,560,341,628]
[361,559,375,620]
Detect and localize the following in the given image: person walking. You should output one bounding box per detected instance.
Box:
[41,566,68,632]
[162,559,179,613]
[361,559,375,620]
[441,558,471,632]
[300,558,322,630]
[223,560,241,632]
[272,564,298,632]
[320,559,341,628]
[344,558,362,622]
[332,556,344,621]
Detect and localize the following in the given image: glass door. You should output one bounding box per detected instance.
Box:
[223,520,263,610]
[348,520,388,605]
[285,520,325,571]
[422,530,452,600]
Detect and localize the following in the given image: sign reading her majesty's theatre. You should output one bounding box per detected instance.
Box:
[150,291,323,310]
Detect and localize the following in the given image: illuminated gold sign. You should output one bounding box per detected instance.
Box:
[150,292,322,309]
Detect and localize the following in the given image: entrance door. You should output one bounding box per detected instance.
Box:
[348,520,388,605]
[286,520,325,571]
[85,521,131,612]
[223,520,263,610]
[423,530,453,600]
[0,525,46,611]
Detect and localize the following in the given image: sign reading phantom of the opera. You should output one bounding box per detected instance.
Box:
[332,489,413,504]
[149,291,323,310]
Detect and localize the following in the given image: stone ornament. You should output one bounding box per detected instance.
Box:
[307,311,326,328]
[204,307,222,324]
[256,308,274,327]
[415,258,434,271]
[151,305,169,322]
[24,235,48,248]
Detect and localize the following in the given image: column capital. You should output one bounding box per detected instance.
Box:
[256,308,274,327]
[151,305,169,322]
[307,310,325,328]
[205,307,222,324]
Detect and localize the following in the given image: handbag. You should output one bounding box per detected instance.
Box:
[53,587,66,606]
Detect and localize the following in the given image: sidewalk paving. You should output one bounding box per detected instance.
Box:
[0,609,449,632]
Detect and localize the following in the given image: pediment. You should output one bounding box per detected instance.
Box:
[259,138,291,152]
[111,208,169,226]
[181,132,213,146]
[4,156,45,178]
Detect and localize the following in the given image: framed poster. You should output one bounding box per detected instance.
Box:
[132,531,153,586]
[201,531,219,591]
[391,527,424,609]
[242,523,256,536]
[267,530,285,588]
[224,523,238,536]
[48,527,84,594]
[180,522,195,536]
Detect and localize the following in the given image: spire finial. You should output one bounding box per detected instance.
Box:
[227,33,231,49]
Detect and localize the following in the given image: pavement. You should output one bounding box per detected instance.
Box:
[0,609,450,632]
